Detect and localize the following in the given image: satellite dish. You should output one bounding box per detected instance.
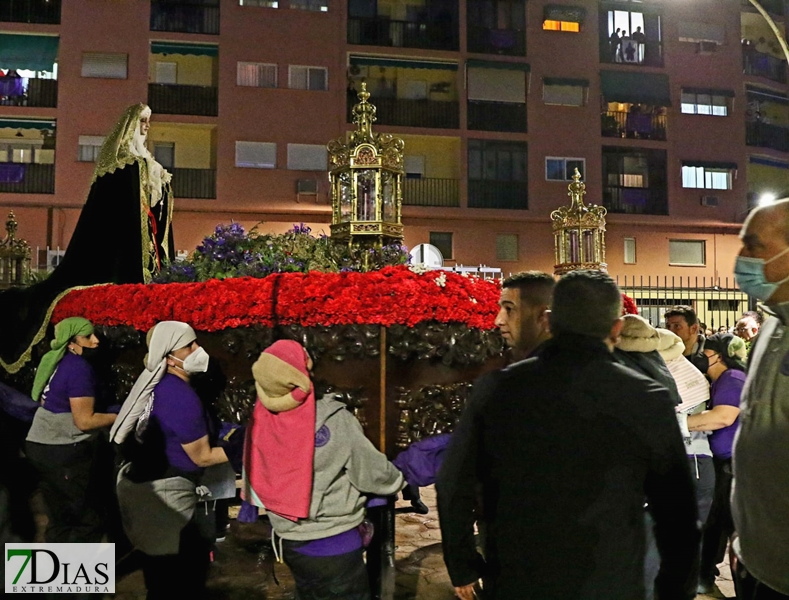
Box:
[409,243,444,267]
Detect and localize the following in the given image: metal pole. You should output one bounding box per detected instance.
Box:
[749,0,789,64]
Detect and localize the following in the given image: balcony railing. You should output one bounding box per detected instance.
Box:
[743,48,787,84]
[0,163,55,194]
[0,78,57,108]
[600,40,664,68]
[601,111,667,141]
[468,180,528,209]
[467,26,525,56]
[347,96,459,129]
[171,168,216,199]
[0,0,60,24]
[602,186,668,215]
[746,120,789,153]
[150,1,219,35]
[468,101,527,132]
[403,178,459,207]
[347,17,458,51]
[148,83,218,117]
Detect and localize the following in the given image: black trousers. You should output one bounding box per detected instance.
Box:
[25,439,104,543]
[282,541,370,600]
[700,457,733,584]
[735,560,789,600]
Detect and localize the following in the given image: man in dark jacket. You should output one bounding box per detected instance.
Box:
[665,305,708,375]
[437,270,699,600]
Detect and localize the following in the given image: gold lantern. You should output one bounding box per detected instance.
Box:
[551,169,607,276]
[0,211,32,288]
[327,82,404,246]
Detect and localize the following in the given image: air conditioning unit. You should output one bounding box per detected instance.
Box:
[701,195,719,207]
[296,178,318,195]
[697,41,718,55]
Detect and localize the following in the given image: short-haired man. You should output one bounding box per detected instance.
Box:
[730,199,789,598]
[734,311,762,355]
[438,270,699,600]
[665,305,708,374]
[495,271,555,360]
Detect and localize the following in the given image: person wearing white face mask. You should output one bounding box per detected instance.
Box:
[730,199,789,599]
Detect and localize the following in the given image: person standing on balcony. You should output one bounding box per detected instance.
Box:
[610,28,622,61]
[0,103,174,376]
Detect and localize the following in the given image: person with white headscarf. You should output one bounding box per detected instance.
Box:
[112,321,228,599]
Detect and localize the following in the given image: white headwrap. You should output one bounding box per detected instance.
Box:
[110,321,197,445]
[128,106,171,208]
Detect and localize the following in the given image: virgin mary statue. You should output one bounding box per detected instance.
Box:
[0,103,175,374]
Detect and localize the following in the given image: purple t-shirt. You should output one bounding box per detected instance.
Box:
[150,374,208,473]
[41,353,96,414]
[709,369,746,459]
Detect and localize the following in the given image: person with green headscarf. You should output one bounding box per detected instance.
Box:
[25,317,117,543]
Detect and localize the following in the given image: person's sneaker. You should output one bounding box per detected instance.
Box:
[410,499,429,515]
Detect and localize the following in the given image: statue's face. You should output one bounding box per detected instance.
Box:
[139,115,150,138]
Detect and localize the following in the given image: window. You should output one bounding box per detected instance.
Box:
[290,0,328,11]
[543,20,580,32]
[404,155,426,178]
[624,237,637,264]
[81,52,128,79]
[429,232,453,260]
[235,141,276,169]
[681,165,733,190]
[496,234,518,261]
[287,144,328,171]
[602,147,668,214]
[543,4,585,32]
[155,62,177,85]
[601,9,662,66]
[669,240,706,266]
[237,62,277,88]
[78,136,104,162]
[240,0,278,7]
[154,143,175,170]
[468,140,528,182]
[680,90,729,116]
[546,157,585,181]
[543,82,586,106]
[289,66,328,91]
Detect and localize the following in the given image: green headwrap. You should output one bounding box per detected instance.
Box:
[31,317,94,401]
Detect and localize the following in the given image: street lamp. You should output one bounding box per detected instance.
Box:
[758,192,777,206]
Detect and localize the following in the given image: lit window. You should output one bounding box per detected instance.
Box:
[624,237,636,264]
[543,20,580,32]
[681,165,733,190]
[681,90,730,116]
[239,0,279,7]
[78,136,105,162]
[290,0,328,11]
[237,62,277,88]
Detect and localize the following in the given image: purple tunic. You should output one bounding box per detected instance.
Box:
[150,374,208,473]
[709,369,746,459]
[41,352,96,414]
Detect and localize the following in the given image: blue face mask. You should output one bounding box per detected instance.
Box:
[734,246,789,301]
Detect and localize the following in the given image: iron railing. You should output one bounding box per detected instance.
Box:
[743,48,787,83]
[600,40,663,68]
[468,101,527,132]
[467,26,525,56]
[148,83,218,117]
[150,0,219,35]
[0,78,57,108]
[347,17,458,51]
[403,178,459,207]
[467,180,528,209]
[347,96,459,129]
[616,275,752,331]
[746,120,789,152]
[171,168,216,199]
[601,111,667,141]
[0,0,60,24]
[603,185,668,215]
[0,163,55,194]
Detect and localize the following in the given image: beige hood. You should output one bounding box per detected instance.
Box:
[616,314,684,361]
[252,351,311,413]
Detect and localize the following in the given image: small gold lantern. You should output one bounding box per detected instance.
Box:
[551,169,607,276]
[327,83,404,246]
[0,211,32,288]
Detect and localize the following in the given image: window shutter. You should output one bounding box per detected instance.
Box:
[669,240,706,265]
[237,62,277,87]
[468,68,525,103]
[287,144,328,170]
[81,52,128,79]
[543,84,584,106]
[496,234,519,261]
[235,141,276,168]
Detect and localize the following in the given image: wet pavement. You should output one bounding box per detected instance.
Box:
[111,485,735,599]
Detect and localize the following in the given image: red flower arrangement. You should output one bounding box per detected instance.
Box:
[621,293,638,316]
[52,266,501,332]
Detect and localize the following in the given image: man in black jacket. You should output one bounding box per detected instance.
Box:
[437,270,699,600]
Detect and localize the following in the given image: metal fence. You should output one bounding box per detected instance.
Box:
[148,83,218,117]
[468,100,527,133]
[348,96,459,129]
[403,178,459,207]
[0,0,61,24]
[150,1,220,35]
[171,168,216,199]
[347,17,458,51]
[467,25,526,56]
[601,111,667,141]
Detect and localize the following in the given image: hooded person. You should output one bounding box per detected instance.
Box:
[243,339,405,600]
[113,321,229,599]
[0,103,174,376]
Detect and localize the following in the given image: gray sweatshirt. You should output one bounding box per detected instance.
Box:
[268,395,405,541]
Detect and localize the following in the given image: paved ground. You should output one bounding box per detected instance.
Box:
[111,485,735,599]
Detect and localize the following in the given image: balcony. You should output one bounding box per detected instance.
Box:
[467,26,525,56]
[600,40,664,68]
[468,180,527,209]
[468,101,526,132]
[171,168,216,199]
[0,78,57,108]
[347,17,458,51]
[746,121,789,153]
[603,186,668,215]
[0,0,60,24]
[150,1,219,35]
[743,48,787,84]
[0,163,54,194]
[148,83,218,117]
[601,111,667,141]
[403,178,459,207]
[348,96,459,129]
